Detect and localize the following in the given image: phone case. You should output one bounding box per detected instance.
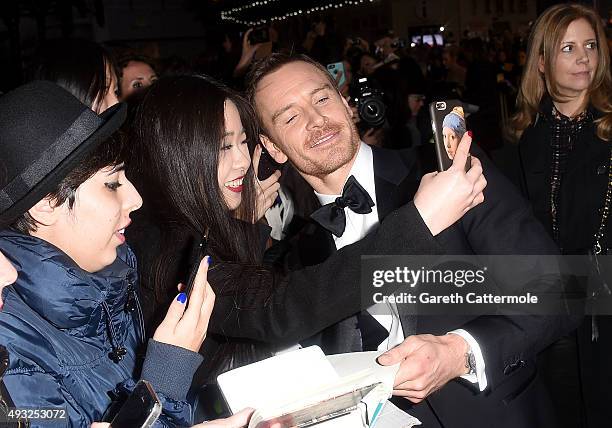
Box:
[257,145,281,181]
[249,27,270,45]
[326,62,346,88]
[429,99,471,172]
[110,380,162,428]
[184,237,207,302]
[140,403,162,428]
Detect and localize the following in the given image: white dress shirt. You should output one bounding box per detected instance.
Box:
[264,187,294,240]
[315,142,488,391]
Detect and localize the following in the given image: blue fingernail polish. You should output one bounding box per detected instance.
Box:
[207,255,212,265]
[177,293,187,304]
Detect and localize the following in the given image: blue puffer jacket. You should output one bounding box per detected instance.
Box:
[0,230,203,427]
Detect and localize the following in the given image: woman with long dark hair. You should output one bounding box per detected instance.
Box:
[131,76,263,265]
[127,75,278,381]
[513,4,612,427]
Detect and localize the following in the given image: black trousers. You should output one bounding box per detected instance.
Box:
[538,317,612,428]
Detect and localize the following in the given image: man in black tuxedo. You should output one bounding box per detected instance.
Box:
[247,54,577,427]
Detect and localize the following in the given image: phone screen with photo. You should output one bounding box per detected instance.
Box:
[429,99,470,172]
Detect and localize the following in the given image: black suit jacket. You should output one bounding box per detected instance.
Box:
[292,145,578,428]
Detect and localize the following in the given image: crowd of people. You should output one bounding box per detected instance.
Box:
[0,3,611,428]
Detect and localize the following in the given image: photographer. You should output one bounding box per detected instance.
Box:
[348,75,388,147]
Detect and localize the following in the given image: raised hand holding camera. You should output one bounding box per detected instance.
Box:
[350,77,386,130]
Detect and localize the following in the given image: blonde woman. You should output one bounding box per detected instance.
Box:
[513,4,612,427]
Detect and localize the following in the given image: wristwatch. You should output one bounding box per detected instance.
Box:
[465,348,477,376]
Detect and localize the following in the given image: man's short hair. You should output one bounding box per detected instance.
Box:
[244,53,339,131]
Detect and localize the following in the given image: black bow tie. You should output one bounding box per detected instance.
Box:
[311,175,374,237]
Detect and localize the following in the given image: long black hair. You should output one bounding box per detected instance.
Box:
[128,74,261,301]
[28,39,116,112]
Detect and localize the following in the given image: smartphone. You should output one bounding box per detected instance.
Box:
[183,236,207,303]
[429,99,471,172]
[257,145,280,181]
[326,62,346,88]
[110,380,161,428]
[249,27,270,45]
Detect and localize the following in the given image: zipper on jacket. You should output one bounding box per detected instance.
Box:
[102,302,127,363]
[125,280,146,346]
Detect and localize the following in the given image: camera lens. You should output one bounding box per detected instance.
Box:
[350,77,386,129]
[359,98,386,128]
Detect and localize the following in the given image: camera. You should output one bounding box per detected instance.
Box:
[435,101,447,110]
[391,38,406,49]
[350,77,386,128]
[249,27,270,45]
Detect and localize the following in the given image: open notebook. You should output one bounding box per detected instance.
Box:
[217,346,421,428]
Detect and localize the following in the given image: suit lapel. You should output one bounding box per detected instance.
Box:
[296,218,336,266]
[371,147,420,221]
[371,147,421,337]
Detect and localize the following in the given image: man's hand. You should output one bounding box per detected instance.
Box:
[193,408,254,427]
[378,334,469,403]
[413,132,486,236]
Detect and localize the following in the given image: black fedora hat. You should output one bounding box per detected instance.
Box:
[0,80,127,228]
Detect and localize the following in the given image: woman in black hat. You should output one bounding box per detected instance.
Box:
[0,81,215,427]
